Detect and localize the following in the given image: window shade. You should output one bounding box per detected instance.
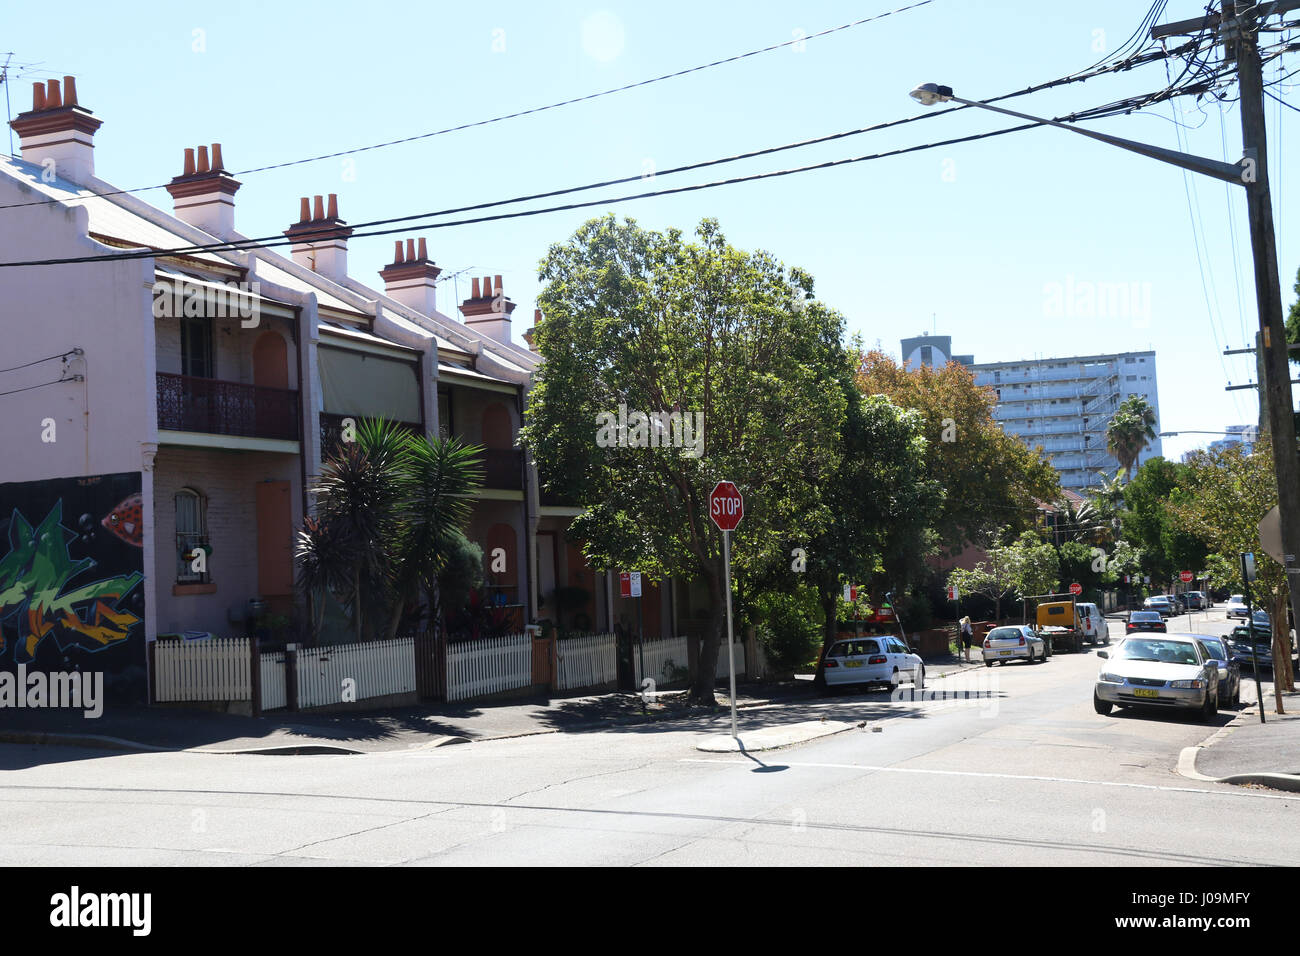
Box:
[318,346,421,422]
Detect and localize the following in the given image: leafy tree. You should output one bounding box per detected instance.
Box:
[1106,395,1158,478]
[946,563,1016,622]
[1012,530,1061,599]
[520,216,849,704]
[1168,441,1294,698]
[1121,457,1207,586]
[753,583,824,674]
[856,350,1060,555]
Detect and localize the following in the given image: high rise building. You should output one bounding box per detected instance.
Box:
[968,351,1162,490]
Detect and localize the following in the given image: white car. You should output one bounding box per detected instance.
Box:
[1094,635,1220,722]
[982,624,1047,665]
[823,636,924,691]
[1224,595,1249,619]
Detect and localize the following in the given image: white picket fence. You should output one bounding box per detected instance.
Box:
[295,637,416,710]
[708,640,747,682]
[633,635,690,688]
[447,633,533,702]
[154,637,250,702]
[260,651,287,711]
[556,632,618,691]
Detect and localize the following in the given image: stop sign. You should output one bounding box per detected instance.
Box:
[1180,571,1194,583]
[709,481,744,532]
[1069,582,1083,596]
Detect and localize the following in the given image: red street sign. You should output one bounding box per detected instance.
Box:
[619,572,641,598]
[1069,583,1083,596]
[1180,571,1194,583]
[709,480,744,532]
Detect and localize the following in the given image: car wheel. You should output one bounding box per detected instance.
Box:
[1094,691,1112,715]
[1200,691,1218,723]
[985,660,993,668]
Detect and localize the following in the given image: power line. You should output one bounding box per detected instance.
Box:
[0,1,937,212]
[0,347,81,375]
[0,376,81,398]
[0,60,1219,269]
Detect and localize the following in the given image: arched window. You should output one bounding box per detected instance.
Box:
[175,487,210,584]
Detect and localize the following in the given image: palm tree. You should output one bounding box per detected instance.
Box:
[384,434,483,639]
[297,418,408,643]
[1106,396,1158,478]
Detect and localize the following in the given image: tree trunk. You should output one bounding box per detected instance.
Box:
[812,588,839,687]
[689,565,724,705]
[1272,588,1294,703]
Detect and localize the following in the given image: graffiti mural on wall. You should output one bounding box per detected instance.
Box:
[0,472,146,702]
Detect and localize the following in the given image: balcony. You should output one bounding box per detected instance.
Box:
[157,373,299,441]
[477,448,524,490]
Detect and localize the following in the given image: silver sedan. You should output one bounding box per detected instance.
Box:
[1093,635,1220,722]
[982,625,1046,666]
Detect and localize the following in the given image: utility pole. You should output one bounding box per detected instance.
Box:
[1158,1,1300,654]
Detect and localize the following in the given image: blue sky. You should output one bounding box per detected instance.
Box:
[4,0,1297,462]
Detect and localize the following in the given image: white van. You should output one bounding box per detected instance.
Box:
[1076,602,1107,645]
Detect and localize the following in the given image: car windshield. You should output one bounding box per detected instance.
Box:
[831,640,879,657]
[1229,595,1244,603]
[987,627,1024,641]
[1115,639,1199,665]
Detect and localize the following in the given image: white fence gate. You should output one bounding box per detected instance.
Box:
[154,637,250,702]
[260,650,287,711]
[556,633,618,692]
[446,633,533,702]
[295,637,416,710]
[633,635,690,688]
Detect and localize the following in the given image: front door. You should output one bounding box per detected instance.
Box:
[256,481,293,613]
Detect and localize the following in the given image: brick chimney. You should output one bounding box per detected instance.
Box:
[379,237,442,316]
[460,274,515,345]
[8,76,102,184]
[283,194,353,283]
[522,308,541,352]
[164,144,241,238]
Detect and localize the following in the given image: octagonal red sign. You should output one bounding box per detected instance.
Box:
[709,481,744,532]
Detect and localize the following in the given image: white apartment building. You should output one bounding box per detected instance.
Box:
[968,351,1162,490]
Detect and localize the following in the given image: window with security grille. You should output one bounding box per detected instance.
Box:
[175,487,210,584]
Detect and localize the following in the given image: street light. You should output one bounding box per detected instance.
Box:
[907,83,1249,185]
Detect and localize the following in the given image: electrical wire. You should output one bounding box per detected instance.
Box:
[0,1,936,212]
[0,377,80,398]
[0,348,80,375]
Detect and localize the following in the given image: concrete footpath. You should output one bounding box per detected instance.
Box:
[1181,690,1300,792]
[0,657,980,756]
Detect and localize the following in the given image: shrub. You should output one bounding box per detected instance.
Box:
[753,585,824,673]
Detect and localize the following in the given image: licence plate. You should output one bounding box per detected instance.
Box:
[999,650,1014,656]
[844,661,863,668]
[1133,688,1160,699]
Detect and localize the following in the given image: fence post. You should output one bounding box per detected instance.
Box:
[285,643,298,712]
[147,639,157,706]
[250,635,262,718]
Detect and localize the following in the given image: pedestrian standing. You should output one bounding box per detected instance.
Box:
[960,616,975,663]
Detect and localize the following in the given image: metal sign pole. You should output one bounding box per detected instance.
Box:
[724,528,737,738]
[1242,552,1265,725]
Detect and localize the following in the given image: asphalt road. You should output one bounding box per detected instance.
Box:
[2,610,1296,866]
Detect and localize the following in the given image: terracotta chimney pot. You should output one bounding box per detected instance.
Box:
[62,76,78,106]
[417,237,427,261]
[299,197,311,222]
[45,79,61,109]
[182,148,196,176]
[32,83,45,111]
[196,145,210,173]
[393,240,405,264]
[327,193,338,219]
[211,143,224,170]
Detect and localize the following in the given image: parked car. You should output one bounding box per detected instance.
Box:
[1197,636,1240,709]
[983,624,1047,665]
[1225,595,1249,619]
[1226,623,1296,673]
[1093,635,1220,722]
[1184,591,1205,610]
[1143,596,1174,618]
[1126,610,1167,634]
[822,635,924,691]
